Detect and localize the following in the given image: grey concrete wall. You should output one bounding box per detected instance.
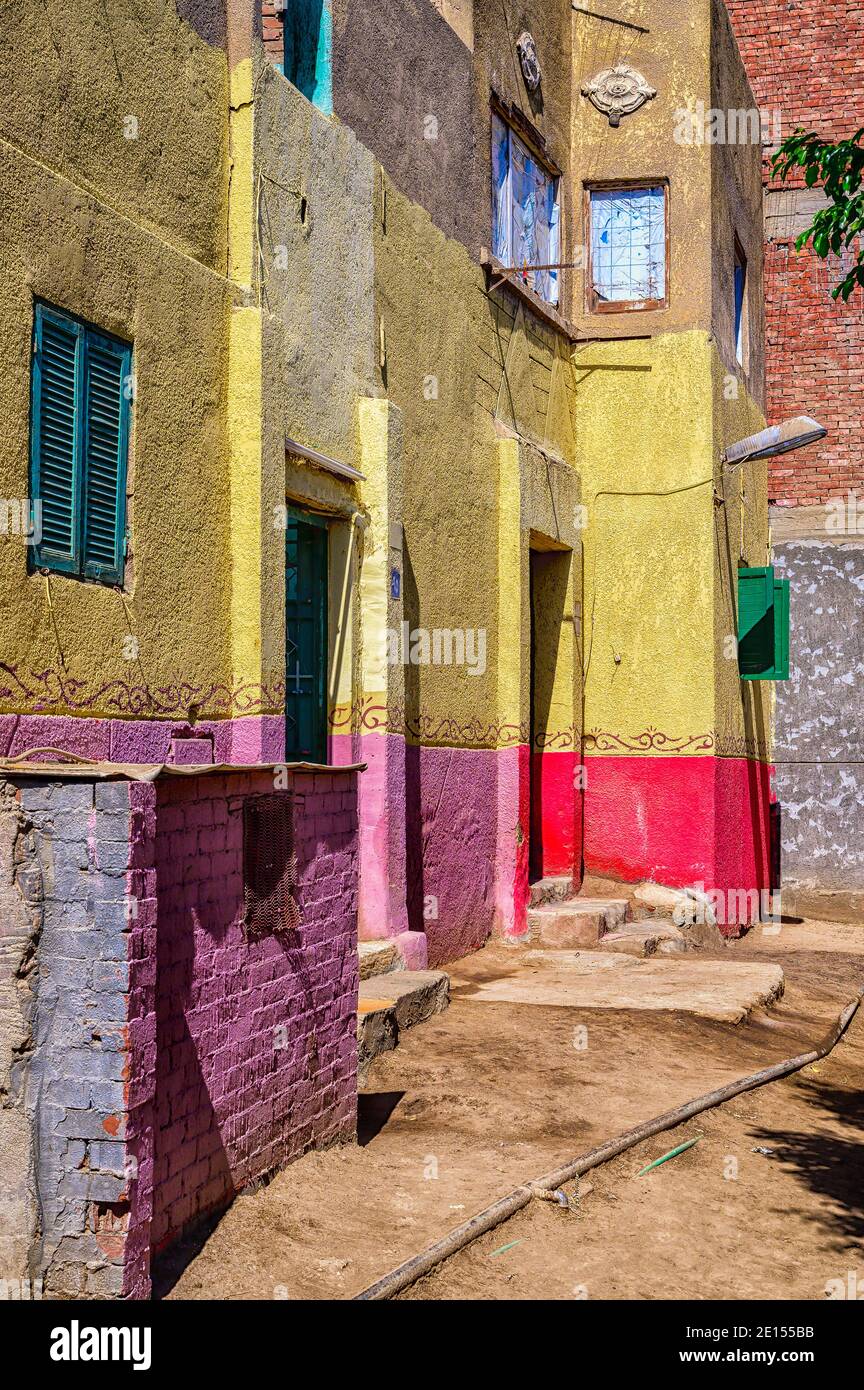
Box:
[0,781,43,1292]
[0,778,137,1298]
[773,539,864,889]
[332,0,476,251]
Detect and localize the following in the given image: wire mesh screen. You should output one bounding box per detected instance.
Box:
[243,794,301,940]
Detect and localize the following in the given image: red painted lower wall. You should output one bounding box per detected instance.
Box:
[583,755,772,926]
[530,748,581,881]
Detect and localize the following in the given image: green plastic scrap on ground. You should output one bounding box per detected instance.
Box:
[637,1137,700,1176]
[490,1239,522,1257]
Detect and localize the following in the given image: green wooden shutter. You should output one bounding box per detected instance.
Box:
[772,575,790,680]
[285,512,329,761]
[82,330,130,583]
[30,306,83,574]
[738,566,790,680]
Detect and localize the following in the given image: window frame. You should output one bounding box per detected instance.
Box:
[734,235,749,371]
[585,179,670,314]
[29,301,132,586]
[491,99,563,309]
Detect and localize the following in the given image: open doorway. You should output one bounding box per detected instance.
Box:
[529,541,582,884]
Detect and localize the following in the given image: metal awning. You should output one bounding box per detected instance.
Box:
[286,438,365,483]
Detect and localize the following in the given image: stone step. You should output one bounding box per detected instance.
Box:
[631,882,726,948]
[572,896,631,928]
[526,903,608,948]
[597,919,687,958]
[358,939,403,980]
[529,876,576,908]
[357,998,399,1078]
[357,970,450,1081]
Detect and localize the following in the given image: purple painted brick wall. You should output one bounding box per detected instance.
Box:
[6,768,359,1300]
[148,771,359,1257]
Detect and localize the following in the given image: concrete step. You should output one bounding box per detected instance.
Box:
[631,881,725,947]
[597,919,687,958]
[357,970,449,1081]
[358,939,403,980]
[572,896,631,928]
[529,876,576,908]
[527,902,608,947]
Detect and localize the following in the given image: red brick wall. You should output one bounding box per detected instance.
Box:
[150,769,358,1255]
[262,3,283,63]
[727,0,864,505]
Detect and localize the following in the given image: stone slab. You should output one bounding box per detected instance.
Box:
[358,940,401,980]
[359,970,449,1031]
[455,958,785,1024]
[527,905,605,947]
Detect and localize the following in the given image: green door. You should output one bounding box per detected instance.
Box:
[285,511,328,762]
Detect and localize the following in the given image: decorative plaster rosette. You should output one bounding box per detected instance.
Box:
[581,64,656,126]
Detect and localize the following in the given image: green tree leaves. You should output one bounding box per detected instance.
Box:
[772,128,864,301]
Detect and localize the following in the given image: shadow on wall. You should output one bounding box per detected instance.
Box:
[403,537,424,935]
[400,536,499,965]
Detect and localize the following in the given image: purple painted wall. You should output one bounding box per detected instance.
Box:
[148,770,359,1258]
[407,744,500,967]
[0,714,286,766]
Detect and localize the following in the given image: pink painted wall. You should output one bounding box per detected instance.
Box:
[331,730,409,943]
[583,755,772,927]
[407,745,504,967]
[147,770,358,1257]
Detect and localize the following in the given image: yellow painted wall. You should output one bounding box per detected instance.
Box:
[371,175,581,747]
[569,0,713,338]
[0,7,237,724]
[252,54,583,750]
[576,331,769,758]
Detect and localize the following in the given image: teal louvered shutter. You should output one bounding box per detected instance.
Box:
[738,566,790,680]
[30,304,130,584]
[30,307,83,574]
[82,330,130,583]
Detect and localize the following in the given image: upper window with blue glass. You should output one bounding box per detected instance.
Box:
[492,111,561,307]
[29,302,131,585]
[734,237,748,369]
[588,185,667,312]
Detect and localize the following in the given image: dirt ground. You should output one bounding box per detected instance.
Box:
[161,914,864,1301]
[403,1002,864,1301]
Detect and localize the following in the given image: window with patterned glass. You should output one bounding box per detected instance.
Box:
[492,112,561,306]
[588,185,667,311]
